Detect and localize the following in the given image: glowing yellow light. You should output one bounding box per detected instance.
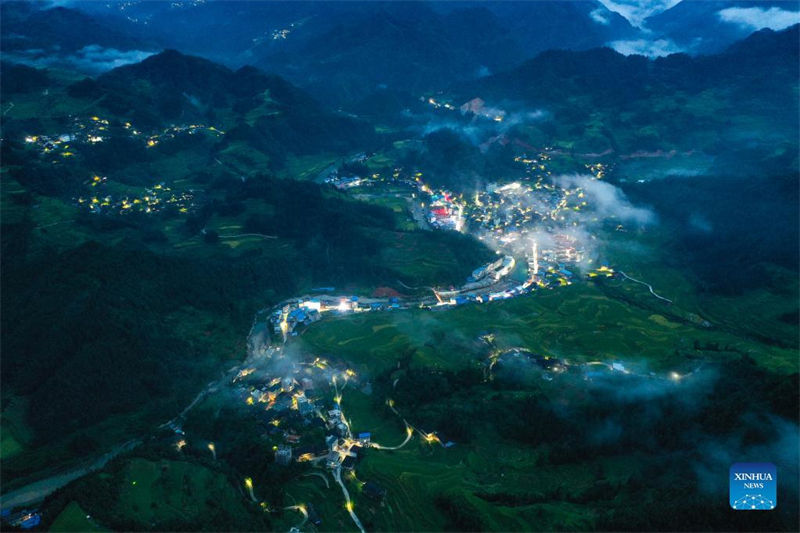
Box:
[345,501,354,512]
[245,477,253,489]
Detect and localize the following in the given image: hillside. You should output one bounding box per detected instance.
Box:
[451,24,799,160]
[0,50,493,491]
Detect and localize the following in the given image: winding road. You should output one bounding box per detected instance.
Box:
[0,439,140,510]
[333,467,365,533]
[619,271,673,303]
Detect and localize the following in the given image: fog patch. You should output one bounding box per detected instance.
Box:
[597,0,681,27]
[556,174,656,225]
[590,8,611,25]
[609,38,683,57]
[718,7,800,32]
[693,415,800,495]
[8,45,155,74]
[418,101,548,150]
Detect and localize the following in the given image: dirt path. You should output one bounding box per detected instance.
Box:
[0,439,140,510]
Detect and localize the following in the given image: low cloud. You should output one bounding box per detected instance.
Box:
[418,105,548,148]
[8,45,154,74]
[717,6,800,32]
[64,45,155,73]
[590,8,610,26]
[556,174,656,225]
[609,38,684,57]
[598,0,681,27]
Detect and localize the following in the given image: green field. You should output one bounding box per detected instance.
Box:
[49,502,106,532]
[116,458,252,529]
[301,277,795,376]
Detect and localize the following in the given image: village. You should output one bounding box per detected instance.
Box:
[75,180,197,217]
[216,342,440,532]
[23,115,224,159]
[184,247,670,533]
[11,104,654,533]
[324,147,613,298]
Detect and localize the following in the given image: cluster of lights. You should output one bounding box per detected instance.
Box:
[76,182,195,216]
[23,117,223,160]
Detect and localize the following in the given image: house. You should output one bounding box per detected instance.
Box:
[351,444,364,460]
[275,445,293,465]
[460,97,485,115]
[5,510,42,530]
[297,397,315,416]
[357,432,371,444]
[326,451,341,469]
[326,434,338,449]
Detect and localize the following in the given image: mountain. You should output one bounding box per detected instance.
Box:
[0,2,156,73]
[250,2,525,103]
[0,46,489,492]
[73,50,377,157]
[474,23,799,102]
[249,1,641,102]
[643,0,800,53]
[482,0,640,53]
[63,1,641,104]
[0,3,149,53]
[451,24,798,161]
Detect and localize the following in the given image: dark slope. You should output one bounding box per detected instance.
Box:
[464,24,799,105]
[0,4,148,53]
[71,50,377,155]
[64,1,641,103]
